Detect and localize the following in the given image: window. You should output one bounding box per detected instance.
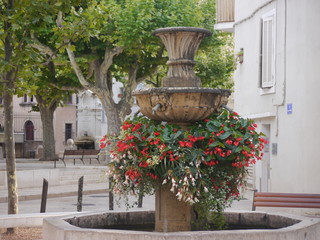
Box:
[25,120,34,141]
[65,123,72,142]
[65,95,73,104]
[22,94,35,105]
[260,9,276,90]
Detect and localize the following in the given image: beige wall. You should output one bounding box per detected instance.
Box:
[54,103,77,155]
[0,94,77,158]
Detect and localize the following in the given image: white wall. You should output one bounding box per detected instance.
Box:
[234,0,320,196]
[77,80,140,149]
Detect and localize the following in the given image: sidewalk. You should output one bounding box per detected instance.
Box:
[0,158,109,213]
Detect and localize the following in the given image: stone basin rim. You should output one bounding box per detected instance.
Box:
[132,87,231,96]
[43,210,320,240]
[152,27,212,36]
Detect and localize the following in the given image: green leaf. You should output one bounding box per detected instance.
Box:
[206,122,219,132]
[209,141,219,147]
[213,120,222,128]
[173,131,183,139]
[219,131,231,140]
[133,133,142,141]
[235,146,242,153]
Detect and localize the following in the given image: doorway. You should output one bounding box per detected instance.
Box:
[260,124,271,192]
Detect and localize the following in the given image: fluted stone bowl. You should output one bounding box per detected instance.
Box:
[132,87,231,124]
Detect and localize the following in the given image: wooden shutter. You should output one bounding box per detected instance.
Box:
[261,10,276,88]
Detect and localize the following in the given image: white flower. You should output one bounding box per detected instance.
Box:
[176,192,183,201]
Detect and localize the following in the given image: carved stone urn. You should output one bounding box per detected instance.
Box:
[133,27,230,126]
[132,27,231,232]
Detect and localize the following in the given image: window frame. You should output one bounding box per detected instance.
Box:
[25,120,35,141]
[260,9,276,94]
[65,123,73,142]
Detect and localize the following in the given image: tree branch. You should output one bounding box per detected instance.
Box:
[29,42,56,59]
[56,11,94,90]
[49,82,83,91]
[100,46,123,75]
[65,45,93,89]
[86,61,95,80]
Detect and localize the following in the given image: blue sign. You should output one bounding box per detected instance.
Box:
[287,103,293,115]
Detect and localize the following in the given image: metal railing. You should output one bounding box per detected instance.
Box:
[216,0,235,23]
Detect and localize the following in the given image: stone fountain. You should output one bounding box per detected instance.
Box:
[43,27,320,239]
[132,27,230,232]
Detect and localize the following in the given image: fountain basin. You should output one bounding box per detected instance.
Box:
[43,210,320,240]
[133,87,230,123]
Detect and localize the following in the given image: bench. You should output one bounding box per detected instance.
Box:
[252,190,320,211]
[54,149,100,168]
[82,149,101,165]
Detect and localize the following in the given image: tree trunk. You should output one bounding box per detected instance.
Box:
[100,96,122,140]
[36,96,58,161]
[3,83,19,234]
[3,0,19,233]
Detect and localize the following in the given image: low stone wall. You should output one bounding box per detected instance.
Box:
[43,210,320,240]
[0,169,60,190]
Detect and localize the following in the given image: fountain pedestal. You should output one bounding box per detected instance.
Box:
[155,184,192,232]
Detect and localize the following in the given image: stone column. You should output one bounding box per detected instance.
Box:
[155,183,193,232]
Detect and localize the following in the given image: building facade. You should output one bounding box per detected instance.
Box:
[0,94,77,158]
[216,0,320,197]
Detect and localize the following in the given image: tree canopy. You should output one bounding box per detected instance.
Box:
[46,0,235,135]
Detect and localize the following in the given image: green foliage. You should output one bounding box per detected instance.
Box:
[51,0,234,88]
[196,33,235,89]
[0,0,83,99]
[100,109,267,215]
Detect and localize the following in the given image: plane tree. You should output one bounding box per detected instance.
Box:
[52,0,235,136]
[0,0,84,233]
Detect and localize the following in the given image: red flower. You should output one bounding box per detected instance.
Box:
[122,122,133,130]
[139,161,148,168]
[132,123,142,132]
[125,134,135,141]
[125,169,142,180]
[188,135,197,142]
[179,141,185,147]
[233,141,240,146]
[117,141,129,151]
[154,132,160,136]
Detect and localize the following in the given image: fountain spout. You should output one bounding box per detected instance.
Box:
[152,103,161,115]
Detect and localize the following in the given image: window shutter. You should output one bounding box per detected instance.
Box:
[261,10,276,88]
